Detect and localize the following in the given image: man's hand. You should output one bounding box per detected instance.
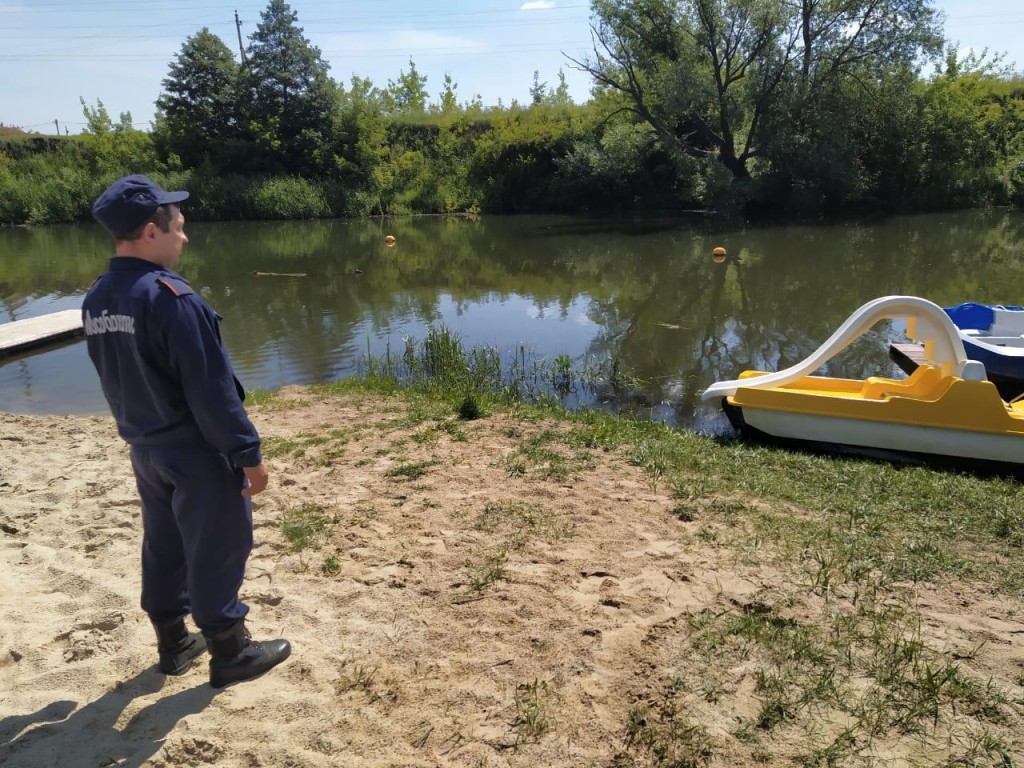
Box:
[242,462,269,496]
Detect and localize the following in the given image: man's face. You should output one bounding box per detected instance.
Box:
[150,208,188,267]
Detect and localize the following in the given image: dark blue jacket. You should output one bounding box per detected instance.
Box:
[82,257,262,468]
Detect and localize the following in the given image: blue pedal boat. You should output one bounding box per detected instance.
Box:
[890,302,1024,401]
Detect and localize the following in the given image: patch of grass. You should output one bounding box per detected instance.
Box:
[280,503,334,552]
[385,460,436,481]
[334,657,399,705]
[335,659,377,694]
[349,505,380,528]
[261,429,352,466]
[623,701,714,767]
[453,500,576,604]
[460,545,508,598]
[472,501,575,548]
[408,417,468,445]
[411,427,439,446]
[246,389,310,411]
[509,679,555,746]
[440,420,468,441]
[504,427,594,482]
[654,601,1018,765]
[260,436,300,460]
[399,400,450,428]
[312,446,347,466]
[670,503,698,522]
[321,553,341,576]
[944,726,1017,767]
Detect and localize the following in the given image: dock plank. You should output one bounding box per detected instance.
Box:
[889,341,925,375]
[0,310,84,357]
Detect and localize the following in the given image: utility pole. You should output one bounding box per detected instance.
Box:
[54,118,60,135]
[234,11,248,64]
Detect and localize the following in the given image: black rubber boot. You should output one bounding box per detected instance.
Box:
[152,617,207,676]
[205,620,291,689]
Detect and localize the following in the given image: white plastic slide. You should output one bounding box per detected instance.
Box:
[701,295,979,401]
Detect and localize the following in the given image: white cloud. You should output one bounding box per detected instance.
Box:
[521,1,556,10]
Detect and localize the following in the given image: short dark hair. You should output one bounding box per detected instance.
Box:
[120,204,177,242]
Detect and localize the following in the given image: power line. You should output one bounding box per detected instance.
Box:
[0,7,588,32]
[0,1,588,15]
[1,0,394,8]
[0,0,574,12]
[0,17,587,37]
[0,40,593,63]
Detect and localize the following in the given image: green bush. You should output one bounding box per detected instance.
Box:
[0,167,95,226]
[243,176,331,220]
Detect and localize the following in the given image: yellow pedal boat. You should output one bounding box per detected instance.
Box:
[702,296,1024,474]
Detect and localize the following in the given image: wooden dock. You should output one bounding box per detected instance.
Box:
[0,310,84,358]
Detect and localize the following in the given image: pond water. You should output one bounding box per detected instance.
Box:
[2,210,1022,432]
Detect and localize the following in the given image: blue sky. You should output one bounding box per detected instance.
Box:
[1,0,1022,134]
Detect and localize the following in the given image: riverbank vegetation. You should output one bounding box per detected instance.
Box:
[2,0,1023,227]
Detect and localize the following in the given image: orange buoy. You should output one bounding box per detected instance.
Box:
[384,235,396,247]
[712,245,727,263]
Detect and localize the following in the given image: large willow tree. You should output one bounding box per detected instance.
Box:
[574,0,943,205]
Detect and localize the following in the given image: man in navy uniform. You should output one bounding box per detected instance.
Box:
[83,175,290,688]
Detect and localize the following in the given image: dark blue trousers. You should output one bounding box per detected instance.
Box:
[130,443,252,633]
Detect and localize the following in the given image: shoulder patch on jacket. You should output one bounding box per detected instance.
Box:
[156,276,194,297]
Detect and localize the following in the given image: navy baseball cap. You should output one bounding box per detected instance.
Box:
[92,175,189,239]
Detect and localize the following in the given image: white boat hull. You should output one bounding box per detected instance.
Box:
[736,406,1024,466]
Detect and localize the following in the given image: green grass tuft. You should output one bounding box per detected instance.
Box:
[280,503,334,552]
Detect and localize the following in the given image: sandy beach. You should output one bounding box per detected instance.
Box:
[2,388,1022,767]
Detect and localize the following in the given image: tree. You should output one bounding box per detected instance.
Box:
[437,73,459,114]
[530,71,548,105]
[912,50,1021,207]
[80,98,134,135]
[154,28,240,167]
[242,0,336,174]
[80,98,113,135]
[385,58,428,114]
[572,0,943,203]
[76,98,155,174]
[332,75,391,214]
[549,69,574,106]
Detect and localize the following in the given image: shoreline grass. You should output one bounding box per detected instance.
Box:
[253,326,1024,765]
[256,325,1024,598]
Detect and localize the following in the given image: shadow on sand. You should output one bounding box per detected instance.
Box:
[0,665,216,768]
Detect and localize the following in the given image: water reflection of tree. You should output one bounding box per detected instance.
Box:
[181,216,608,384]
[0,293,29,323]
